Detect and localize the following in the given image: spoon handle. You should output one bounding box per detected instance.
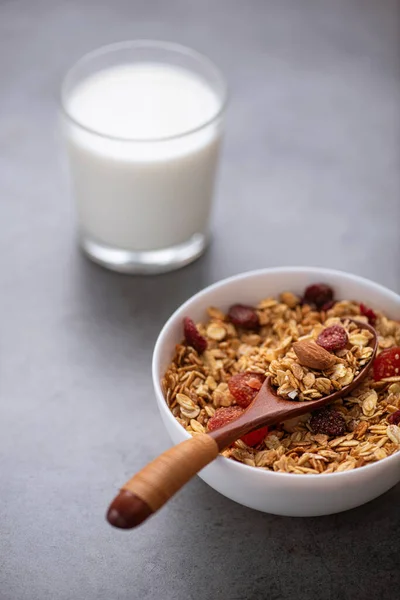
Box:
[106,434,218,529]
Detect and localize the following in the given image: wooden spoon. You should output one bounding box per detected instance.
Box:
[107,319,377,529]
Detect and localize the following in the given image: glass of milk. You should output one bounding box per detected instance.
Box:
[61,40,227,274]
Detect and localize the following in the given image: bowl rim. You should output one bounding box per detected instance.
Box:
[152,266,400,480]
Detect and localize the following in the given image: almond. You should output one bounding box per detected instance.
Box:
[292,340,336,371]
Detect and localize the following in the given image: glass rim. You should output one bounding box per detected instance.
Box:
[60,39,228,143]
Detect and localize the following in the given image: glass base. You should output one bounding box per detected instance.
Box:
[80,232,209,274]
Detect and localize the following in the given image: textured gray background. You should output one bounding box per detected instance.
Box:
[1,1,400,599]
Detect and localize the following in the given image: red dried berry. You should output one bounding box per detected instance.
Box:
[207,406,244,431]
[207,406,268,447]
[310,407,346,437]
[316,325,348,352]
[303,283,334,309]
[183,317,207,354]
[388,410,400,425]
[241,426,269,447]
[228,304,259,329]
[373,347,400,381]
[321,300,335,311]
[360,303,377,325]
[228,372,266,408]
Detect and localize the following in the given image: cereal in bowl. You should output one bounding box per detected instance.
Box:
[162,283,400,474]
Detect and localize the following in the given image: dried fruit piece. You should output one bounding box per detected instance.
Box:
[373,347,400,381]
[207,406,244,431]
[317,325,348,351]
[303,283,334,309]
[360,303,377,325]
[310,407,346,437]
[207,406,268,447]
[228,304,259,329]
[241,426,269,447]
[321,300,335,311]
[183,317,207,353]
[292,340,336,370]
[388,410,400,425]
[228,372,266,408]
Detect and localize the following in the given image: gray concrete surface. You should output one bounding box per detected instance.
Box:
[1,1,400,599]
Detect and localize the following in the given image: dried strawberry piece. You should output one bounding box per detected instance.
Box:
[228,372,266,408]
[207,406,244,431]
[360,303,377,325]
[310,407,346,437]
[317,325,348,352]
[373,347,400,381]
[303,283,334,309]
[207,406,268,447]
[228,304,259,329]
[388,410,400,425]
[241,426,269,447]
[183,317,207,354]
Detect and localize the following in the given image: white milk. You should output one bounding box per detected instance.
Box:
[64,63,222,251]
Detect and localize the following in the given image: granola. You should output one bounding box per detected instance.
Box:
[269,318,374,401]
[162,286,400,474]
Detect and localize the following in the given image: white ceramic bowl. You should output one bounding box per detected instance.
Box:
[152,267,400,516]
